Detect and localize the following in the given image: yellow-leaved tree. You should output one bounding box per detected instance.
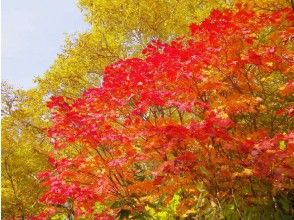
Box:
[1,0,292,218]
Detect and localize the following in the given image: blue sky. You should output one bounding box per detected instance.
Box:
[2,0,89,89]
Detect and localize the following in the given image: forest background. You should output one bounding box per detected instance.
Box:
[1,0,293,219]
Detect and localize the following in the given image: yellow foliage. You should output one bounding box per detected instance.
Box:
[2,0,291,218]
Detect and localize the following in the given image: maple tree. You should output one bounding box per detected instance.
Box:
[2,0,294,219]
[2,1,232,218]
[33,5,294,219]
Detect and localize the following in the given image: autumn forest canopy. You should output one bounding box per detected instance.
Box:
[1,0,294,219]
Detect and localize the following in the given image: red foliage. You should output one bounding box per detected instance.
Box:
[38,6,293,218]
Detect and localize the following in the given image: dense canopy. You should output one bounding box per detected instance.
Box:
[35,6,293,219]
[2,1,294,219]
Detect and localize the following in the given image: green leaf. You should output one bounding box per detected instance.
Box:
[94,202,105,214]
[51,214,67,220]
[279,141,286,150]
